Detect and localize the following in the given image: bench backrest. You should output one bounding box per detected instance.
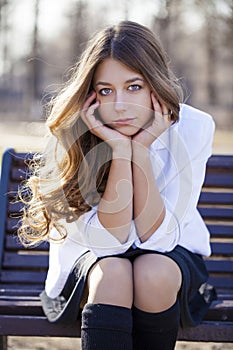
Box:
[0,149,233,296]
[198,155,233,296]
[0,149,48,295]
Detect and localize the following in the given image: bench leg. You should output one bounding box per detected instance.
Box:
[0,336,7,350]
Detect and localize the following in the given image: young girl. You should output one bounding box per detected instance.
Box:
[19,21,215,349]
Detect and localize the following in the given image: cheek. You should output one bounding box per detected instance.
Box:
[144,92,153,110]
[134,94,152,115]
[133,91,152,109]
[97,103,113,122]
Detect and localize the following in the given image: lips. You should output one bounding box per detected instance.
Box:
[113,118,136,126]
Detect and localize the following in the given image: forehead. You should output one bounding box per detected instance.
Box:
[93,58,143,83]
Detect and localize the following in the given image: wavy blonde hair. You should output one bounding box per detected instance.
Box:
[18,20,183,245]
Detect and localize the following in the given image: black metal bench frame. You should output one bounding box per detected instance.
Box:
[0,148,232,348]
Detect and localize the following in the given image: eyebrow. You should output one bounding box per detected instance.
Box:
[95,77,145,86]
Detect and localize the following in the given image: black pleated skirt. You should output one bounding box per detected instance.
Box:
[40,245,216,328]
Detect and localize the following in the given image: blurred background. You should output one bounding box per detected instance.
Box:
[0,0,232,156]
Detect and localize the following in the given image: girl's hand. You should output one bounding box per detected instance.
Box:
[132,93,171,149]
[81,91,131,155]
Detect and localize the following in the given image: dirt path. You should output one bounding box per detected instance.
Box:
[6,336,233,349]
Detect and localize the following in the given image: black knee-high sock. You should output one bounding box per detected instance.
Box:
[133,300,180,350]
[81,303,133,350]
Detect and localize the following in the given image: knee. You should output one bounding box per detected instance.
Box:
[92,257,132,282]
[87,257,133,306]
[134,255,182,297]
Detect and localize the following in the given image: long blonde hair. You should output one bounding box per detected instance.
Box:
[18,20,183,245]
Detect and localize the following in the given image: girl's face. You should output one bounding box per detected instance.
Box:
[93,58,153,136]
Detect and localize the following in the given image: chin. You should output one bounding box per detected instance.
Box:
[116,126,141,137]
[118,129,139,137]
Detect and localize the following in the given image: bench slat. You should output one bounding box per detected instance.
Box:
[8,201,24,213]
[178,321,233,342]
[6,218,20,232]
[5,235,49,251]
[3,252,49,269]
[11,167,30,181]
[199,192,233,204]
[208,276,233,289]
[0,315,232,342]
[0,299,44,316]
[210,242,233,255]
[0,287,43,296]
[7,182,21,193]
[198,207,233,219]
[205,260,233,273]
[204,174,233,187]
[205,299,233,322]
[206,155,233,168]
[207,224,233,238]
[0,271,47,284]
[0,315,81,337]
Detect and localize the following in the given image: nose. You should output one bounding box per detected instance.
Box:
[114,91,127,113]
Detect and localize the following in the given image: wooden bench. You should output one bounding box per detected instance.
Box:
[0,148,232,348]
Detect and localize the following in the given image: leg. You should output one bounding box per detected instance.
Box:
[0,336,7,350]
[81,257,133,350]
[87,256,133,307]
[134,254,182,312]
[133,254,182,350]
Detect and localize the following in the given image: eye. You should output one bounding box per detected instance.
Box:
[99,88,112,96]
[128,84,141,92]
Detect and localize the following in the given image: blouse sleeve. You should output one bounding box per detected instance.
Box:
[134,111,215,253]
[73,207,137,257]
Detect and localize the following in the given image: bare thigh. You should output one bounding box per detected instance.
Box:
[87,257,133,308]
[133,254,182,312]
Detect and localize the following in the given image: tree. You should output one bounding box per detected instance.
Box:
[70,0,89,64]
[30,0,41,101]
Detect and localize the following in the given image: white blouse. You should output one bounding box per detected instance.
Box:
[45,104,215,298]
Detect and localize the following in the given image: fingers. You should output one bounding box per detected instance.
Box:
[83,91,97,111]
[150,93,172,139]
[151,93,172,123]
[81,91,100,130]
[151,93,161,113]
[161,104,170,117]
[82,91,100,119]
